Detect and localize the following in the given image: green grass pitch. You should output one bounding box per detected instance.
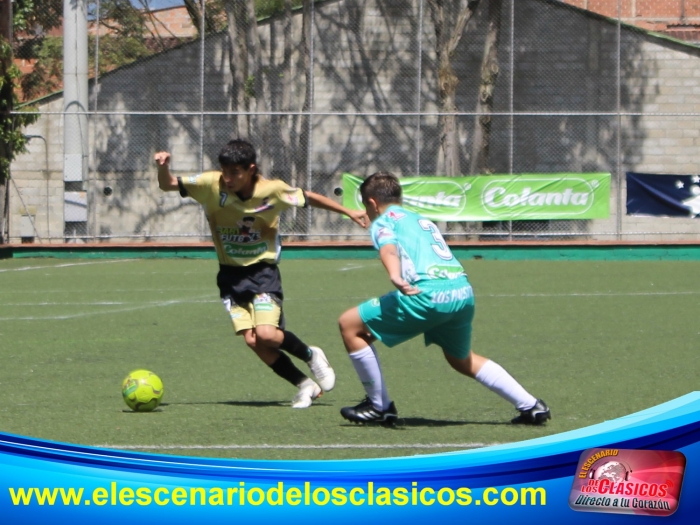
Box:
[1,257,698,460]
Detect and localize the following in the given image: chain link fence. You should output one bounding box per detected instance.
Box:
[8,0,700,243]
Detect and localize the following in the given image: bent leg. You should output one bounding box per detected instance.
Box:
[338,307,391,410]
[338,306,376,353]
[444,350,537,411]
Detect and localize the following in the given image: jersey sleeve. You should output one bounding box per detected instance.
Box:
[177,171,218,205]
[370,216,398,250]
[272,180,308,210]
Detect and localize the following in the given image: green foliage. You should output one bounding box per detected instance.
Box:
[255,0,303,19]
[89,35,152,75]
[0,38,39,182]
[12,0,63,35]
[18,36,63,101]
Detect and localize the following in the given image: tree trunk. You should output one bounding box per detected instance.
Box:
[184,0,217,35]
[224,0,249,137]
[470,0,502,175]
[293,0,313,233]
[428,0,481,176]
[244,0,269,173]
[280,0,294,183]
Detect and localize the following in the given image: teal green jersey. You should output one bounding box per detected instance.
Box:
[370,205,467,287]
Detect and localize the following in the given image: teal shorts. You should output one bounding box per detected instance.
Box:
[358,280,475,359]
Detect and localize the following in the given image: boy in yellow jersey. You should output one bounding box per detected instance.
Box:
[155,139,368,408]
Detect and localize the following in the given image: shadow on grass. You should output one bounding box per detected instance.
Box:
[157,400,334,408]
[340,417,510,428]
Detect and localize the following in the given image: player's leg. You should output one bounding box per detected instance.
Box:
[338,306,396,423]
[430,308,550,425]
[222,295,319,408]
[252,293,336,393]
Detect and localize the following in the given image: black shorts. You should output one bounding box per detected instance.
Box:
[217,262,286,330]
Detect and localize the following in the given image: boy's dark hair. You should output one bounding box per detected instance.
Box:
[219,139,257,172]
[360,172,402,204]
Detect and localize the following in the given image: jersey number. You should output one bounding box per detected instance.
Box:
[419,219,452,260]
[219,192,228,207]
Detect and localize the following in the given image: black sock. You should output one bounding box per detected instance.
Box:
[270,352,308,387]
[280,330,312,362]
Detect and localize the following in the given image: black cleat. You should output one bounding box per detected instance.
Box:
[511,399,551,425]
[341,397,398,425]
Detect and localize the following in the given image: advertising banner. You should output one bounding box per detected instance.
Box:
[342,173,611,221]
[626,172,700,217]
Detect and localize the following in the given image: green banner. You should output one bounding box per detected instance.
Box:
[342,173,610,221]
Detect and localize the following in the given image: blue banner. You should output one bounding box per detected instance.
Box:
[2,393,700,523]
[626,172,700,217]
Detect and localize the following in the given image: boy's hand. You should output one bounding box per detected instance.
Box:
[348,209,369,228]
[154,151,171,167]
[390,275,421,295]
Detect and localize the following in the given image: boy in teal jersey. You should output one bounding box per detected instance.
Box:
[338,172,550,425]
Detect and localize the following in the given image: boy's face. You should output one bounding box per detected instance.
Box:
[221,163,256,193]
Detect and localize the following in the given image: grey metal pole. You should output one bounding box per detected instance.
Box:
[63,0,89,216]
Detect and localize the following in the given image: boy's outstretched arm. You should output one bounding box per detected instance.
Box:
[305,190,368,228]
[379,244,420,295]
[154,151,179,192]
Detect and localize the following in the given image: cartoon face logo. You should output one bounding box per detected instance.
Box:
[237,216,256,237]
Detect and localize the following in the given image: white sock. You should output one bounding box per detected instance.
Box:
[348,345,389,410]
[474,360,537,411]
[369,345,392,409]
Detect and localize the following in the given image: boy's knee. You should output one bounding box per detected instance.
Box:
[242,331,257,350]
[338,309,354,333]
[254,325,279,346]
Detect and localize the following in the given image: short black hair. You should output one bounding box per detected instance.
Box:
[360,172,402,204]
[219,139,257,170]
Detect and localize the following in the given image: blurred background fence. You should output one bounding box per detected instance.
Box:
[6,0,700,243]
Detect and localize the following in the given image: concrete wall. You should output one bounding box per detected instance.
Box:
[10,0,700,243]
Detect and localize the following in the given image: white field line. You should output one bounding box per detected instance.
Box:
[98,442,496,451]
[481,291,700,297]
[0,296,212,321]
[2,290,699,321]
[338,264,367,271]
[2,299,214,307]
[3,289,700,305]
[0,259,137,273]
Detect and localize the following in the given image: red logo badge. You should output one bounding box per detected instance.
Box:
[569,448,686,516]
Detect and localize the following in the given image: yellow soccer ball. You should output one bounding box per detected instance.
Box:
[121,369,164,412]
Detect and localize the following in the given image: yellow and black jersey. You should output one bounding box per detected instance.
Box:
[178,171,307,266]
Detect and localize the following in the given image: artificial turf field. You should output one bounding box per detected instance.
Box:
[1,257,698,460]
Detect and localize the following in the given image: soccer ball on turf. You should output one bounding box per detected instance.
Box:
[121,369,164,412]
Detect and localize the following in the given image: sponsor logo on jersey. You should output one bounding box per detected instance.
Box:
[253,293,275,312]
[187,175,201,184]
[217,219,261,244]
[252,197,274,213]
[386,210,406,221]
[282,190,301,206]
[430,285,472,304]
[376,227,393,241]
[426,264,466,280]
[223,242,268,258]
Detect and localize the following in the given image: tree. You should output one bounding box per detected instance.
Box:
[470,0,503,174]
[1,0,39,243]
[427,0,481,176]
